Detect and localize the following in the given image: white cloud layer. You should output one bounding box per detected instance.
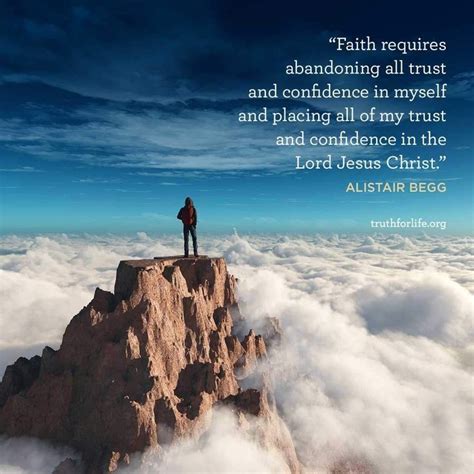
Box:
[0,232,472,473]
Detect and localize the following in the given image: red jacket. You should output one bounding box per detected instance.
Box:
[177,206,197,226]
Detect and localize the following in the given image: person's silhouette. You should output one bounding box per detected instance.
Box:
[177,197,198,257]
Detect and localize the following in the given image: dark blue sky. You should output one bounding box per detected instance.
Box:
[0,0,472,233]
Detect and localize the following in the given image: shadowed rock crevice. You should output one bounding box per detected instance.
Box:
[0,257,300,473]
[0,355,41,407]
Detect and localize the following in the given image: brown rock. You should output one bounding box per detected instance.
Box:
[261,316,283,348]
[0,355,41,406]
[330,455,377,474]
[0,257,300,473]
[225,388,269,416]
[225,386,301,474]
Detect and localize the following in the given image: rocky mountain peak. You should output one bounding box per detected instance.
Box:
[0,257,300,473]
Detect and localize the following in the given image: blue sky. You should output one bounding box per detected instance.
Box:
[0,0,472,234]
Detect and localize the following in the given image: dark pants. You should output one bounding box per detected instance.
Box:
[183,224,198,256]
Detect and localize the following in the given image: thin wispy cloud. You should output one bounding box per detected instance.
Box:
[0,166,43,172]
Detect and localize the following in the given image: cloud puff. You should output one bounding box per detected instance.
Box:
[0,436,77,474]
[123,408,289,474]
[0,232,472,473]
[355,271,473,345]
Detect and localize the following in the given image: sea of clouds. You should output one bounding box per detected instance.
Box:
[0,232,472,473]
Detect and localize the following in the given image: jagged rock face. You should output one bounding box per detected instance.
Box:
[0,257,300,473]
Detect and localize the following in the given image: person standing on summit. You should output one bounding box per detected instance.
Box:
[177,197,198,257]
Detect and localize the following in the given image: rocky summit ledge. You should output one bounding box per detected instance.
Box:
[122,255,210,266]
[114,256,230,303]
[116,255,211,270]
